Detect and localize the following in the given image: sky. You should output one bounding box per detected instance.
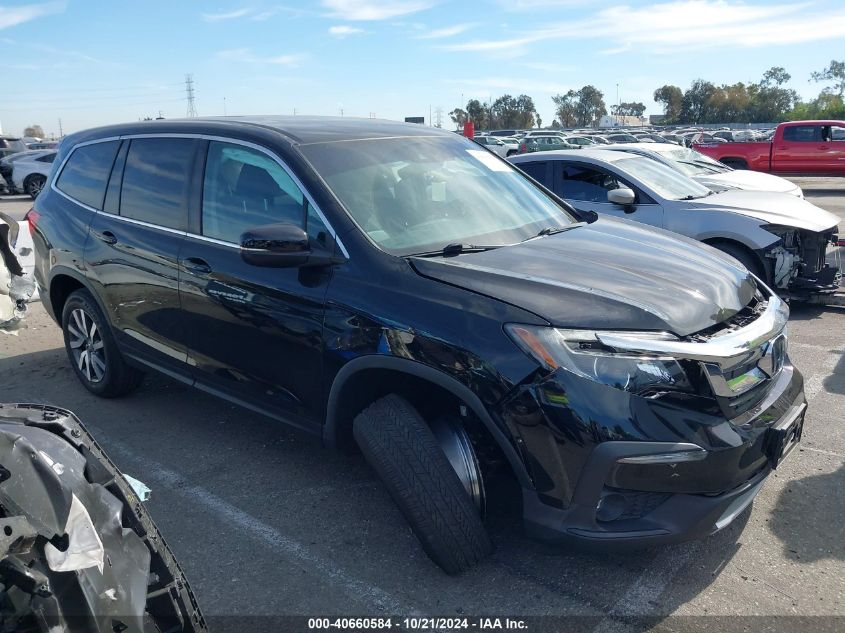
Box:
[1,0,844,137]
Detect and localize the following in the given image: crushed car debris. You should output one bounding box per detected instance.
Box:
[0,403,207,633]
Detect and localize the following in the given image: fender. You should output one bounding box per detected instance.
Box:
[324,354,534,489]
[45,265,107,325]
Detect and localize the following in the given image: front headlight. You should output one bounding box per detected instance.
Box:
[506,325,693,394]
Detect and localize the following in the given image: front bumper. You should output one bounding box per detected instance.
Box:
[507,360,805,548]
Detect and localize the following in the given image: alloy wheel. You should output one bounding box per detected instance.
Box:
[67,308,106,383]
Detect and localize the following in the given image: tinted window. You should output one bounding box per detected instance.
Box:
[517,161,548,184]
[36,153,56,163]
[559,165,620,202]
[121,138,196,230]
[783,126,820,142]
[56,141,119,209]
[202,141,306,243]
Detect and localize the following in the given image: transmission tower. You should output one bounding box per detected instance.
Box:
[185,74,197,118]
[434,106,443,128]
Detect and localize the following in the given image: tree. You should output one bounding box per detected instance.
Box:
[681,79,717,123]
[449,108,467,130]
[708,83,751,123]
[811,60,845,97]
[489,94,536,129]
[761,66,791,87]
[514,94,537,129]
[653,85,683,123]
[575,85,607,127]
[611,101,646,118]
[465,99,487,130]
[23,125,45,138]
[551,90,578,127]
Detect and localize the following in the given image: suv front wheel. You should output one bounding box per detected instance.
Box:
[61,289,144,397]
[353,394,493,574]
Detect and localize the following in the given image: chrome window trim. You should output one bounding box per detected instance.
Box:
[49,133,348,257]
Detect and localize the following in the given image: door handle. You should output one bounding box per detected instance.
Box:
[95,230,117,245]
[183,257,212,275]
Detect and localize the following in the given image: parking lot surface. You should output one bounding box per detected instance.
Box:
[1,178,843,629]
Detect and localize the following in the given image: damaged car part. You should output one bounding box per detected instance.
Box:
[0,403,206,632]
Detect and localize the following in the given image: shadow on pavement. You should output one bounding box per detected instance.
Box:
[768,462,845,563]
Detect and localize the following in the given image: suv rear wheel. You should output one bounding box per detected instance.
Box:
[61,289,144,397]
[353,394,493,574]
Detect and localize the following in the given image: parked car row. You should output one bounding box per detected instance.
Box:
[28,116,828,575]
[0,149,57,197]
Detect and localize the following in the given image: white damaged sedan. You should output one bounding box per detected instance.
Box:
[510,148,840,300]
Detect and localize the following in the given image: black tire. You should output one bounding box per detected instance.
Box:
[712,241,765,280]
[61,289,144,397]
[353,394,493,574]
[24,174,46,199]
[720,158,748,170]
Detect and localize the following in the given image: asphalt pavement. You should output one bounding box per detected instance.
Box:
[0,178,843,631]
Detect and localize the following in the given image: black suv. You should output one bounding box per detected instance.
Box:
[31,117,806,574]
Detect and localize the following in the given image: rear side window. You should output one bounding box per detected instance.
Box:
[36,153,56,163]
[56,141,119,210]
[120,138,196,230]
[783,126,820,142]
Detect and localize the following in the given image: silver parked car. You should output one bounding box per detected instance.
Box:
[601,143,804,197]
[510,148,840,300]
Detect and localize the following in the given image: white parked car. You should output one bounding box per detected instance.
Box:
[473,135,518,157]
[11,150,57,198]
[602,143,803,197]
[510,148,840,300]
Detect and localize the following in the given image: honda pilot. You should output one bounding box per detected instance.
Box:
[30,117,806,574]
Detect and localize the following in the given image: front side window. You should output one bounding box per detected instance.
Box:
[202,141,311,243]
[56,141,119,210]
[299,135,576,256]
[120,138,196,230]
[783,126,820,142]
[559,165,621,202]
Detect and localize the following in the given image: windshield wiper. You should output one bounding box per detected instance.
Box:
[521,222,585,242]
[679,190,715,201]
[410,243,502,258]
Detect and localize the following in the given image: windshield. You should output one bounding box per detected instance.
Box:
[299,135,577,256]
[656,147,730,176]
[614,156,713,200]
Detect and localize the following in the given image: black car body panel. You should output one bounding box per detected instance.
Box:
[30,117,807,548]
[411,217,757,336]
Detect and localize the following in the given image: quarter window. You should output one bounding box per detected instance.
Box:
[55,141,119,210]
[120,138,196,230]
[202,141,325,244]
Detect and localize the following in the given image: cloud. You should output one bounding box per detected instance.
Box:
[321,0,435,21]
[216,48,305,67]
[0,1,65,30]
[416,23,475,39]
[498,0,587,9]
[444,1,845,56]
[201,7,253,22]
[328,25,365,37]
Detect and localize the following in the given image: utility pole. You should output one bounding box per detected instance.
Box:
[58,118,63,137]
[434,106,443,128]
[429,104,432,126]
[223,97,227,116]
[615,83,620,127]
[185,74,197,118]
[339,108,344,116]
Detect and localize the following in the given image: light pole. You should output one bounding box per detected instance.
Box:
[615,83,619,127]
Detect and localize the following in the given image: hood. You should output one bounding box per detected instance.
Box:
[410,217,757,337]
[695,170,801,196]
[689,190,839,232]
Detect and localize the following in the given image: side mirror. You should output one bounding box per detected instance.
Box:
[607,187,636,210]
[240,223,344,268]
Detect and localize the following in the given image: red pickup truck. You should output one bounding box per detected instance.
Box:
[694,120,845,174]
